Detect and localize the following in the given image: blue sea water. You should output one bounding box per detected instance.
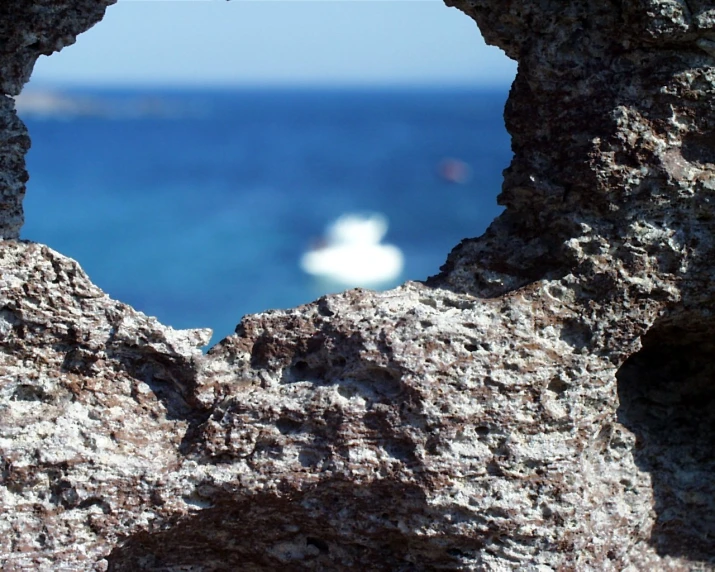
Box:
[20,87,512,344]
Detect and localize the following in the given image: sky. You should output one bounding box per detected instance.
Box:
[29,0,516,87]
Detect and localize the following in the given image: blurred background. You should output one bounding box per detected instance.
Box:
[18,0,516,344]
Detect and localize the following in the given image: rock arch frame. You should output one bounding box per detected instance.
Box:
[0,0,714,570]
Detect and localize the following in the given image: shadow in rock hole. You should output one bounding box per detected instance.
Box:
[102,337,212,453]
[616,325,715,564]
[106,480,485,571]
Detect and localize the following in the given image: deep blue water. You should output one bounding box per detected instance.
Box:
[20,87,512,343]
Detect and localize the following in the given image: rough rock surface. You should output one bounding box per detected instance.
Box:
[1,0,715,571]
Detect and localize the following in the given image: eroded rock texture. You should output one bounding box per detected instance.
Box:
[1,0,714,571]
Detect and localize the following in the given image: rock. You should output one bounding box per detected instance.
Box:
[0,96,30,241]
[1,0,714,571]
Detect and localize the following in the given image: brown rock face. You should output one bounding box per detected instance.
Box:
[1,1,714,571]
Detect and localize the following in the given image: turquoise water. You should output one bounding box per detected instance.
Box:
[20,87,511,343]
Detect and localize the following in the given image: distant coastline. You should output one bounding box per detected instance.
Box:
[15,83,511,120]
[14,88,193,120]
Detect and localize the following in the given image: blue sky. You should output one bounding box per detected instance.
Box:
[29,1,516,87]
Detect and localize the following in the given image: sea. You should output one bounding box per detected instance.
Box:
[19,86,512,344]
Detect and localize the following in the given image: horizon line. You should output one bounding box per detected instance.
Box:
[25,78,514,91]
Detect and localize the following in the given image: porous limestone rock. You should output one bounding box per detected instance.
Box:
[1,0,715,571]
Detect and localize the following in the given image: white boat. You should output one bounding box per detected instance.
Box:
[300,213,403,287]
